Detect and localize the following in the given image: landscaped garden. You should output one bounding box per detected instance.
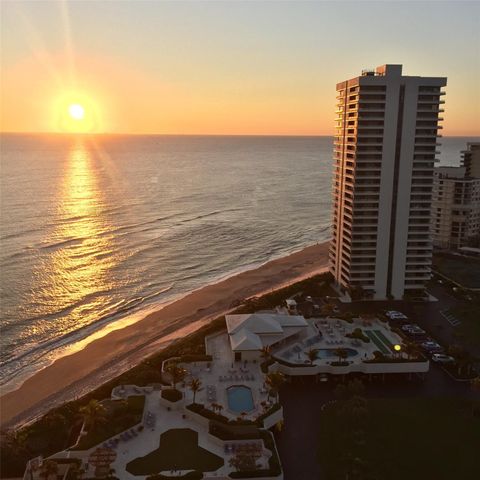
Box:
[126,428,224,475]
[318,397,480,480]
[75,395,146,450]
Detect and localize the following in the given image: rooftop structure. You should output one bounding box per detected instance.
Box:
[226,313,308,360]
[330,64,447,300]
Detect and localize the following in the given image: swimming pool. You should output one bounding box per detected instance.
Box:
[316,348,359,359]
[227,385,254,413]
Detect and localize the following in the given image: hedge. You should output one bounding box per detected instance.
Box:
[209,422,261,441]
[255,403,281,426]
[186,403,230,423]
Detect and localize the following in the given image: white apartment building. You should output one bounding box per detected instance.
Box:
[330,64,446,300]
[432,143,480,249]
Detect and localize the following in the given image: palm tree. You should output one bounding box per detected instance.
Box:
[305,348,319,365]
[260,346,272,362]
[164,361,187,390]
[334,347,348,364]
[39,460,58,480]
[79,399,106,432]
[265,372,285,403]
[188,377,202,404]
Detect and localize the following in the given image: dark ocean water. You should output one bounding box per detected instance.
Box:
[0,134,477,391]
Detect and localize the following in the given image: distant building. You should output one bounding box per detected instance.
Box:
[432,143,480,249]
[461,142,480,178]
[330,64,447,300]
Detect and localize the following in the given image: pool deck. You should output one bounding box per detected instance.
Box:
[272,317,406,367]
[63,387,273,479]
[194,332,271,420]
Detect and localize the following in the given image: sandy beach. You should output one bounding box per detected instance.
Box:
[0,242,330,428]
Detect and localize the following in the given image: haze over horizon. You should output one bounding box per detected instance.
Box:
[1,0,479,136]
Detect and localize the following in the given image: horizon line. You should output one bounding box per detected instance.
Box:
[2,131,480,138]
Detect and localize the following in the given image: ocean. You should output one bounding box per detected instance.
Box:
[0,134,477,392]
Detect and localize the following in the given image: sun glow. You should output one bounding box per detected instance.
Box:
[54,93,100,133]
[68,103,85,120]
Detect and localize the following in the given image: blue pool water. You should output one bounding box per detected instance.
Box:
[227,385,254,413]
[316,348,359,359]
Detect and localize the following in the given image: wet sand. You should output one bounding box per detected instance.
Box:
[0,241,330,428]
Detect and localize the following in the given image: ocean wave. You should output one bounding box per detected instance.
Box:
[0,285,174,382]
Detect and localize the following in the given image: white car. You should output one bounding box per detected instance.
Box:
[431,354,455,364]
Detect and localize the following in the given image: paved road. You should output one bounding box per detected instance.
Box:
[274,366,479,480]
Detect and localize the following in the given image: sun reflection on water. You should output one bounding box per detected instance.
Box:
[28,139,118,335]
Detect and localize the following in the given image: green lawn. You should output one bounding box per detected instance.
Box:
[318,397,480,480]
[75,395,145,450]
[126,428,224,475]
[433,254,480,288]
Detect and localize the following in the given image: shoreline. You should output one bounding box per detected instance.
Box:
[0,241,330,428]
[1,240,326,394]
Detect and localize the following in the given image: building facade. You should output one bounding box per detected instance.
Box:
[329,64,447,300]
[432,143,480,249]
[462,142,480,178]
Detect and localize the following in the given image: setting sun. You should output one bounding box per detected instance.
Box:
[68,104,85,120]
[53,93,100,133]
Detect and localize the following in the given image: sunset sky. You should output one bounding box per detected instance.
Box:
[1,0,479,135]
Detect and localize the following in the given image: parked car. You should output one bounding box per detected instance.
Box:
[421,341,444,353]
[431,353,455,364]
[401,324,426,335]
[386,310,408,320]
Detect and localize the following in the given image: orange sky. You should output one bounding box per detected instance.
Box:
[1,1,479,136]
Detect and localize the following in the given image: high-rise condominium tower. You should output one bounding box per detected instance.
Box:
[330,64,447,300]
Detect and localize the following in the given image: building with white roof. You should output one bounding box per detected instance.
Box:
[225,313,308,361]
